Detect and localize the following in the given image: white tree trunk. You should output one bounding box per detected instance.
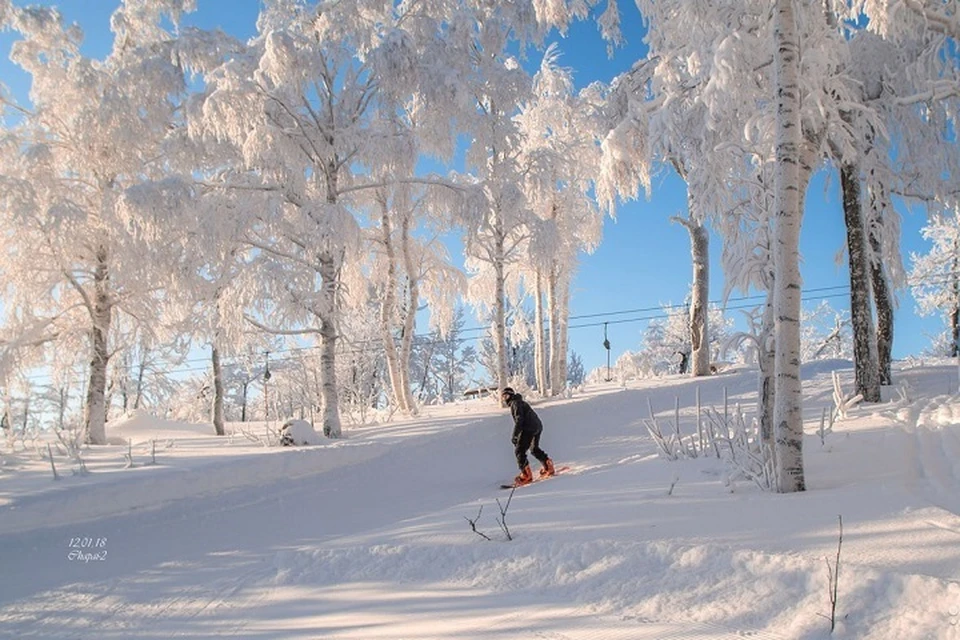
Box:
[841,162,882,403]
[772,0,806,493]
[676,213,711,377]
[547,267,562,396]
[313,164,346,437]
[559,273,570,389]
[398,212,418,413]
[211,342,225,436]
[758,290,775,456]
[534,270,549,395]
[84,245,112,446]
[318,254,342,438]
[493,251,508,400]
[491,195,509,402]
[375,193,409,413]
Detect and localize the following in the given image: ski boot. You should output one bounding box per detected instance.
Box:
[539,458,556,478]
[514,465,533,486]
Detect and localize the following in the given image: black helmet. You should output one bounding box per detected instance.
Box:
[501,387,515,401]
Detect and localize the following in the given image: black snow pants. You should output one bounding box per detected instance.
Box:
[515,427,548,470]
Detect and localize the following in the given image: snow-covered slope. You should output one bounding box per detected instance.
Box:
[2,361,959,639]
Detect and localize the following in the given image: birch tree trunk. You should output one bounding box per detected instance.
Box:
[772,0,806,493]
[758,290,776,456]
[866,194,894,385]
[676,214,710,377]
[952,304,960,358]
[84,245,113,445]
[318,254,342,438]
[953,247,960,357]
[534,270,549,395]
[547,267,562,396]
[841,162,882,402]
[211,343,225,436]
[375,193,408,413]
[398,212,418,413]
[870,253,894,385]
[318,165,343,438]
[559,273,570,388]
[493,245,508,401]
[865,142,895,385]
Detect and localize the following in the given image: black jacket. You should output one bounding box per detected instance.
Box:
[507,393,542,443]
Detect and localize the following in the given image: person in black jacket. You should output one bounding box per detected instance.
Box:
[501,387,555,485]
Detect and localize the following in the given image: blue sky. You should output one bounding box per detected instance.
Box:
[0,0,944,377]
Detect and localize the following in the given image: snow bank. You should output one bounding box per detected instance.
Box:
[280,419,325,446]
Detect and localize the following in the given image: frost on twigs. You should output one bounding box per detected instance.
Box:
[832,371,862,422]
[238,423,280,447]
[53,424,88,476]
[642,396,701,460]
[642,389,775,491]
[702,404,774,491]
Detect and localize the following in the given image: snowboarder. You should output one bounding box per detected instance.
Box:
[501,387,555,486]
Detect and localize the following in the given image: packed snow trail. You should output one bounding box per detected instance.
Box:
[0,413,508,603]
[3,364,960,638]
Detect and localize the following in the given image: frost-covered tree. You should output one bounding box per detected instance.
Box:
[412,307,478,404]
[457,32,533,402]
[821,3,958,394]
[634,304,731,378]
[364,183,464,414]
[671,214,710,377]
[477,304,537,391]
[518,46,603,396]
[911,206,960,356]
[0,1,201,444]
[800,301,852,362]
[567,350,586,388]
[839,3,960,385]
[334,301,386,426]
[190,0,470,436]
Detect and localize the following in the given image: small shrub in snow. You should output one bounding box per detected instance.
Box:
[642,389,775,491]
[279,419,323,446]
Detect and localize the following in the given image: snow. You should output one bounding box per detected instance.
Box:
[279,419,325,446]
[3,361,960,638]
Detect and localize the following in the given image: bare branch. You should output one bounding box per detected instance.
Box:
[463,505,492,541]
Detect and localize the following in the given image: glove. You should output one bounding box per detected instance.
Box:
[511,436,518,445]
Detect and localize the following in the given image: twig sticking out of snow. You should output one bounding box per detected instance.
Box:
[238,425,280,447]
[666,473,680,496]
[819,407,834,446]
[464,505,492,541]
[819,515,843,633]
[496,488,516,541]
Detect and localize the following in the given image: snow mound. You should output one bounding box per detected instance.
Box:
[280,419,324,446]
[108,411,213,442]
